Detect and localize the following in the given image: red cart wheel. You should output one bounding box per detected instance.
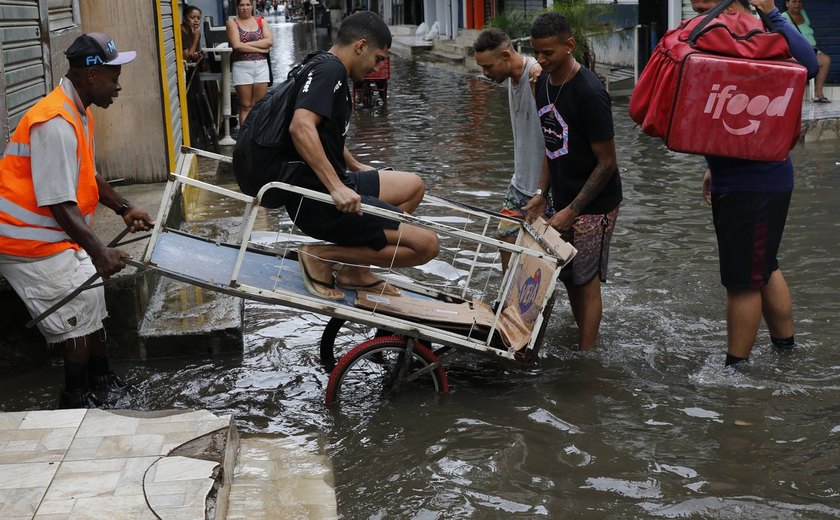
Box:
[325,336,449,406]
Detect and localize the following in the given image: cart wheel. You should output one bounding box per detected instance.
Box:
[319,318,389,372]
[325,336,449,406]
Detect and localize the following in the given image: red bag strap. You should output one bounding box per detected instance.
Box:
[688,0,776,44]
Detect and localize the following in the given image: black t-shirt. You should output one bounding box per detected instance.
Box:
[289,53,352,183]
[535,66,622,214]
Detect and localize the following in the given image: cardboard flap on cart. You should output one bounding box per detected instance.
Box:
[354,292,496,329]
[497,221,575,351]
[527,218,577,267]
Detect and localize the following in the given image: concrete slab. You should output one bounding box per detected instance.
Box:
[226,435,337,520]
[0,408,236,520]
[390,35,433,58]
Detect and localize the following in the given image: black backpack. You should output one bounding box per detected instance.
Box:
[233,51,330,208]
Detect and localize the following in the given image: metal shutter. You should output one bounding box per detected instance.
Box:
[805,0,839,83]
[159,0,184,163]
[47,0,78,32]
[0,0,49,143]
[681,0,695,21]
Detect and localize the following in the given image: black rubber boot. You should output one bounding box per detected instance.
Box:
[58,389,103,409]
[771,336,796,350]
[88,371,128,391]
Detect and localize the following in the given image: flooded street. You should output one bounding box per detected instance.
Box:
[3,20,840,518]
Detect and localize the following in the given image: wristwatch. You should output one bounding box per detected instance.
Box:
[115,201,131,216]
[534,189,545,198]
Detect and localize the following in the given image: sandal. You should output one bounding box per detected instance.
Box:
[813,97,832,104]
[298,252,344,300]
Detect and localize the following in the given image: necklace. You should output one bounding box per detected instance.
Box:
[545,58,578,108]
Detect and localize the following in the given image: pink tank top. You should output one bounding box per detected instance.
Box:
[232,18,266,62]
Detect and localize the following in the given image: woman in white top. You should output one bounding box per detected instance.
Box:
[226,0,274,124]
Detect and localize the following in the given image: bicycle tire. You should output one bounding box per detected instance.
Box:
[325,336,449,406]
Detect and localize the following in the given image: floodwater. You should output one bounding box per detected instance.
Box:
[5,20,840,519]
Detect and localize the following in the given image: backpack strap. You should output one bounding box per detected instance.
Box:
[688,0,737,44]
[688,0,776,44]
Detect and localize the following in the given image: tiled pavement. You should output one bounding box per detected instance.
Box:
[0,409,234,519]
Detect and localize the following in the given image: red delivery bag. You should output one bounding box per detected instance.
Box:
[629,0,807,162]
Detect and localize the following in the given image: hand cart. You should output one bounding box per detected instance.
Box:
[140,147,576,407]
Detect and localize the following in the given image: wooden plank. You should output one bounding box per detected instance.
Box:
[355,292,496,329]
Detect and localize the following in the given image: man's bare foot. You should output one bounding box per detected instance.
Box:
[298,247,344,300]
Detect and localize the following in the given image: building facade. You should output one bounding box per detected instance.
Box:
[1,0,190,182]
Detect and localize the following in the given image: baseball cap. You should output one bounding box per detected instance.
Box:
[65,33,136,68]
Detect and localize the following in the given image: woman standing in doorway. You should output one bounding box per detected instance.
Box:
[227,0,274,125]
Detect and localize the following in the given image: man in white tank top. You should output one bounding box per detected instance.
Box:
[474,28,553,272]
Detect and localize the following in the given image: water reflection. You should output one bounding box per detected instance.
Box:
[2,19,840,519]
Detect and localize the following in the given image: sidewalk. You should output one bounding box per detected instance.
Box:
[801,94,840,141]
[0,408,337,519]
[0,408,237,519]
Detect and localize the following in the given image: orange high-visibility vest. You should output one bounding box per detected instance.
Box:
[0,85,99,258]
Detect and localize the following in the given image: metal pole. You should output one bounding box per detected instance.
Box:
[217,47,236,145]
[634,24,640,83]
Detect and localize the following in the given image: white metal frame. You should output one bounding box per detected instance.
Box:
[143,148,571,363]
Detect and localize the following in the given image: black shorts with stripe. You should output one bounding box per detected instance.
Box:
[711,190,791,290]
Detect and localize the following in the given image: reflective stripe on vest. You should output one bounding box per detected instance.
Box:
[3,142,31,158]
[0,196,93,229]
[0,223,71,242]
[0,196,63,228]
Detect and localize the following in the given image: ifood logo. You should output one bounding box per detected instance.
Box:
[703,84,794,136]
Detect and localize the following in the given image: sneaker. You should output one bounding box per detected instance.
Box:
[88,371,128,391]
[59,390,103,409]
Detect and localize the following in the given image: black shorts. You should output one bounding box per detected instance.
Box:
[285,169,401,251]
[711,191,791,290]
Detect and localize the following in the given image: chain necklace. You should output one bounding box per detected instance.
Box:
[545,58,578,108]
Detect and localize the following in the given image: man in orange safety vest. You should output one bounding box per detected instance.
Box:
[0,33,154,408]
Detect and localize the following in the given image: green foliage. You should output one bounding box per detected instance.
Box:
[549,0,614,68]
[486,0,615,69]
[486,10,532,40]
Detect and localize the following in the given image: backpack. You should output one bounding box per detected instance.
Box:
[628,0,807,162]
[233,51,330,208]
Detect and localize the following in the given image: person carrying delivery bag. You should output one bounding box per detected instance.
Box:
[633,0,818,370]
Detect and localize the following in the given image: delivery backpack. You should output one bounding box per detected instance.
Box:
[628,0,807,162]
[233,51,330,208]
